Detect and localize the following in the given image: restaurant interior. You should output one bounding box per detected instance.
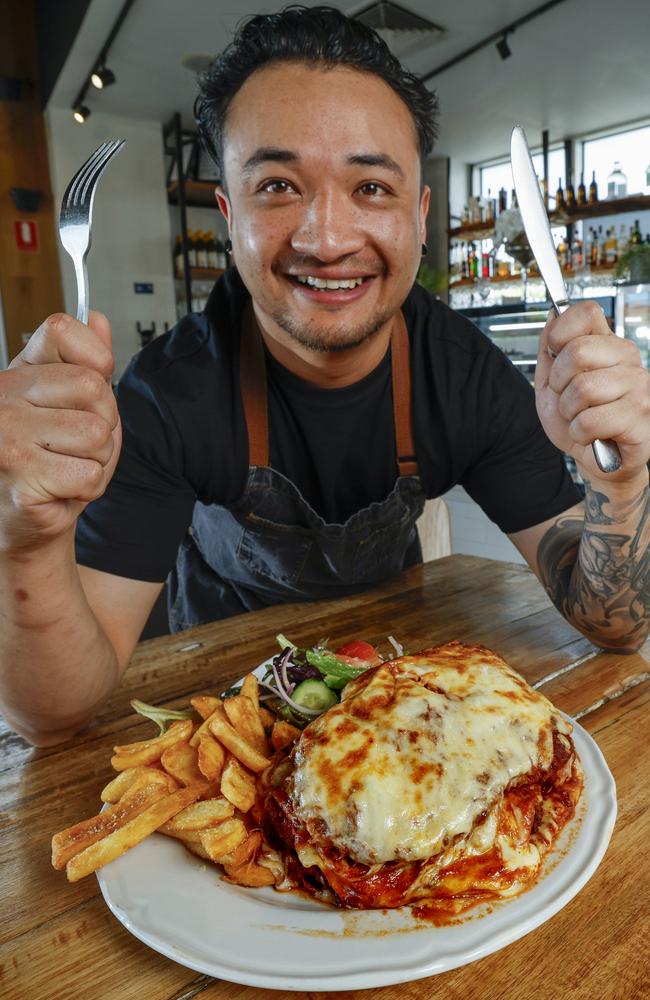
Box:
[2,0,650,626]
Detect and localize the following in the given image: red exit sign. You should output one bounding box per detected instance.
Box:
[14,219,39,253]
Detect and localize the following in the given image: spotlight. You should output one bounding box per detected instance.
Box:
[496,34,512,59]
[72,105,91,124]
[91,65,116,89]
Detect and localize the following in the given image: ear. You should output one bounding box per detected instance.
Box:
[419,185,431,244]
[215,186,232,234]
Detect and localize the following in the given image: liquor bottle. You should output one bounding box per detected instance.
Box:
[631,219,643,245]
[217,238,228,269]
[555,178,565,211]
[173,235,184,278]
[187,230,197,268]
[205,231,216,269]
[597,225,604,265]
[510,188,518,209]
[571,235,583,270]
[606,162,627,199]
[482,247,491,279]
[461,205,470,226]
[461,242,469,279]
[588,171,599,204]
[557,235,568,269]
[577,173,587,206]
[618,223,629,257]
[485,189,494,223]
[590,227,599,267]
[498,187,508,213]
[196,231,208,269]
[565,182,575,209]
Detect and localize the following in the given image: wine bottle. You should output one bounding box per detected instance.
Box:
[555,178,565,211]
[588,171,598,204]
[577,173,587,206]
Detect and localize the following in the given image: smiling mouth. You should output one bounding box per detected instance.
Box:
[289,274,373,290]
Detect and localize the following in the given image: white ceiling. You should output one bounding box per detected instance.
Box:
[49,0,650,165]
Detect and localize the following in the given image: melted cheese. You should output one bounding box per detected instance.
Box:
[289,642,572,866]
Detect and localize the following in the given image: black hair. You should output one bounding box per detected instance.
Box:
[195,4,439,182]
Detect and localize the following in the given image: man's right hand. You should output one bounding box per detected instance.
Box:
[0,310,121,551]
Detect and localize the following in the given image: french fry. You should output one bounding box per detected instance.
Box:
[160,740,204,786]
[65,783,207,882]
[241,673,260,710]
[220,755,257,813]
[259,706,277,730]
[101,766,179,803]
[224,858,276,887]
[271,720,301,752]
[52,779,169,870]
[111,719,193,770]
[197,732,226,782]
[223,694,270,756]
[158,826,203,844]
[113,719,193,756]
[199,817,248,862]
[220,829,263,868]
[162,797,234,831]
[189,703,228,748]
[191,695,222,720]
[208,715,271,773]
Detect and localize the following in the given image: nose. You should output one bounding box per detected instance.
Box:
[290,188,365,261]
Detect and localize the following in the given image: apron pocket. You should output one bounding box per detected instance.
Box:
[238,513,313,585]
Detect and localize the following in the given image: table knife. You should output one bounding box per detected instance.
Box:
[510,125,622,474]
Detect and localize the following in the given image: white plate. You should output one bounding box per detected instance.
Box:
[97,715,616,992]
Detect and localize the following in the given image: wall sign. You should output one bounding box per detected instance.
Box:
[134,282,154,294]
[14,219,39,253]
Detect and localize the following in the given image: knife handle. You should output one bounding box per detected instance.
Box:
[548,300,623,474]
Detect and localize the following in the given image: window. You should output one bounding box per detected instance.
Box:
[582,123,650,198]
[479,148,566,209]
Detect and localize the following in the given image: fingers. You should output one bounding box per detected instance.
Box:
[20,449,109,504]
[13,312,114,381]
[34,408,116,466]
[548,334,642,395]
[545,300,611,357]
[556,364,648,423]
[20,363,119,429]
[567,396,648,449]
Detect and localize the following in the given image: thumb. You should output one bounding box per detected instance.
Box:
[88,310,113,352]
[535,309,556,389]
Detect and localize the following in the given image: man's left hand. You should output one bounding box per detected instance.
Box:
[535,300,650,484]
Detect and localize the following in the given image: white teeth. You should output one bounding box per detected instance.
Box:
[295,275,366,289]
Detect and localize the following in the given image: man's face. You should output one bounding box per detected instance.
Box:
[217,62,430,353]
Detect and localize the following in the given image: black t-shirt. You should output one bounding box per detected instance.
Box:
[76,269,581,582]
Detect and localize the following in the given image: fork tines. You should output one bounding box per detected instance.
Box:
[62,139,126,211]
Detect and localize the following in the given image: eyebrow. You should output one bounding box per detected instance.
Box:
[241,147,406,180]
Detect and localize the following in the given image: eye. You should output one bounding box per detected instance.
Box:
[358,182,390,197]
[259,179,295,194]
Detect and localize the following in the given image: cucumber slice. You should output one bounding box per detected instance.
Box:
[291,679,338,712]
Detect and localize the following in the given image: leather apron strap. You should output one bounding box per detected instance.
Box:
[239,301,418,477]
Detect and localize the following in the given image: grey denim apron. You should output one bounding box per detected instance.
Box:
[168,303,426,631]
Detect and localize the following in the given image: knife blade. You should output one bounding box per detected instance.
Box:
[510,125,621,474]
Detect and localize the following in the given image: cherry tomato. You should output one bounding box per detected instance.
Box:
[334,640,382,666]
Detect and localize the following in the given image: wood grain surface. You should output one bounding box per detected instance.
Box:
[1,555,648,1000]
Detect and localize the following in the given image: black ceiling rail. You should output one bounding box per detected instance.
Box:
[420,0,569,82]
[71,0,137,115]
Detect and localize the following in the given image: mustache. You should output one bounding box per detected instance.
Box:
[274,256,386,274]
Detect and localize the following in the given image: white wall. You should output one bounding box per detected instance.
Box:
[443,485,526,564]
[46,106,177,377]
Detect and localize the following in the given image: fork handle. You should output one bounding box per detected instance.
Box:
[73,255,89,326]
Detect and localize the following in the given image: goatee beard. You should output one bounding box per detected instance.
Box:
[269,308,394,353]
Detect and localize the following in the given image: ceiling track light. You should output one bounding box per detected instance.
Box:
[73,105,91,124]
[69,0,136,124]
[496,33,512,59]
[91,64,116,90]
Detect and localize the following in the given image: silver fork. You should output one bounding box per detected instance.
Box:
[58,139,126,325]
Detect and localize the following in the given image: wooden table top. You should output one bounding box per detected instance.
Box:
[1,554,649,1000]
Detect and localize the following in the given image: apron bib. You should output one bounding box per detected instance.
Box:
[168,304,426,631]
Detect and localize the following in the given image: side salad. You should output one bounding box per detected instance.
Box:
[226,634,404,727]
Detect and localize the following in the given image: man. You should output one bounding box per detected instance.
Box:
[0,6,648,746]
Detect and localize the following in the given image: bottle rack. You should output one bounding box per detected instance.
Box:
[163,112,227,314]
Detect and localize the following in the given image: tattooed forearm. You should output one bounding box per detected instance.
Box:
[537,480,650,651]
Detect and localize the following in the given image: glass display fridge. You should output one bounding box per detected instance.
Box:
[459,296,617,484]
[615,282,650,370]
[459,296,617,386]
